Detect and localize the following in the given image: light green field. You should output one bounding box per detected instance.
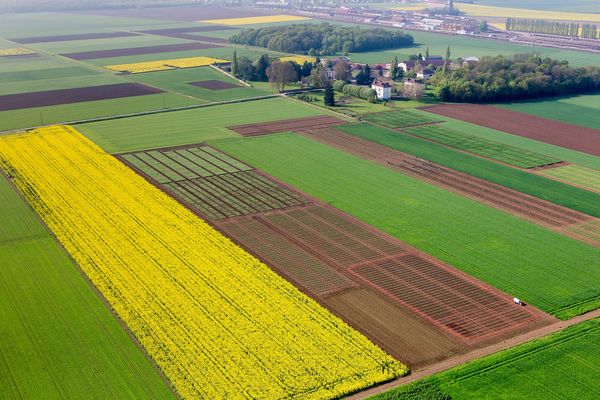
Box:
[497,93,600,130]
[0,73,123,95]
[539,164,600,193]
[76,97,327,153]
[0,66,98,83]
[0,93,200,132]
[456,0,600,13]
[348,30,600,67]
[0,174,175,399]
[213,133,600,317]
[129,66,271,101]
[372,318,600,400]
[30,35,191,54]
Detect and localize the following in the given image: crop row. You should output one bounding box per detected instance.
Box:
[363,109,444,128]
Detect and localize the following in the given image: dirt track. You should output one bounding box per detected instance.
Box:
[61,42,221,60]
[423,104,600,157]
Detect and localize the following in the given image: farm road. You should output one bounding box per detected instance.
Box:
[347,307,600,399]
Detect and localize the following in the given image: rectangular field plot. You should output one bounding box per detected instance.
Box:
[363,109,444,128]
[350,254,538,342]
[404,124,562,169]
[538,164,600,193]
[218,215,358,296]
[374,319,600,400]
[229,115,347,136]
[121,145,307,219]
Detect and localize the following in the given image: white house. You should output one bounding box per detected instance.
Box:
[372,80,392,100]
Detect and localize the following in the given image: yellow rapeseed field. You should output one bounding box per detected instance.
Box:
[453,4,600,23]
[280,55,317,64]
[0,126,407,399]
[0,47,35,56]
[106,56,228,73]
[200,14,310,26]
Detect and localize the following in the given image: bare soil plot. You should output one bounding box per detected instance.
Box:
[0,83,163,111]
[80,6,276,21]
[229,115,347,136]
[423,104,600,157]
[10,31,140,44]
[302,128,600,247]
[61,42,221,60]
[189,80,240,90]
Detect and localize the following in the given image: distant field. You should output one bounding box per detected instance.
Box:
[538,164,600,193]
[497,94,600,130]
[0,93,199,132]
[23,34,188,54]
[340,123,600,219]
[200,15,311,26]
[214,133,600,317]
[372,318,600,400]
[348,30,600,67]
[76,97,327,153]
[453,3,600,22]
[457,0,600,14]
[0,175,174,399]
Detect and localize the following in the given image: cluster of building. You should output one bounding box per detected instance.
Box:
[321,54,479,100]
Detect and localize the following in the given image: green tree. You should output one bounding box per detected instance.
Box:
[231,50,238,77]
[324,83,335,106]
[389,56,399,81]
[425,47,430,59]
[254,54,271,82]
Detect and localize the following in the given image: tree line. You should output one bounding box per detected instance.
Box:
[506,17,598,39]
[229,23,413,55]
[432,54,600,102]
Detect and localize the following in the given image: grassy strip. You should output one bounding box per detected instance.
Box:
[404,124,562,169]
[371,319,600,399]
[363,109,444,128]
[213,133,600,316]
[0,175,174,399]
[338,123,600,218]
[538,164,600,193]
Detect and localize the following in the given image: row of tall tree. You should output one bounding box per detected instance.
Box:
[229,23,414,55]
[506,17,598,39]
[432,54,600,102]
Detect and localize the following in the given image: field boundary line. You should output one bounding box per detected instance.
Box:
[346,308,600,399]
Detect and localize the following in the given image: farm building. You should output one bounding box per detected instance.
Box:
[372,80,392,100]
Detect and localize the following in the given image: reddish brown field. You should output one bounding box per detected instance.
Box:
[0,83,163,111]
[229,116,347,136]
[61,42,221,60]
[122,143,553,367]
[10,31,140,44]
[189,80,240,90]
[79,6,276,21]
[423,104,600,157]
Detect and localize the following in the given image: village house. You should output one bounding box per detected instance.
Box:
[372,79,392,100]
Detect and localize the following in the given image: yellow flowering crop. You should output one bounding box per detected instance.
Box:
[200,14,310,26]
[106,56,228,74]
[0,126,407,399]
[280,55,317,64]
[0,47,35,56]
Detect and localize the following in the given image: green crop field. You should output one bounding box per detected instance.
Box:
[363,109,444,128]
[213,133,600,317]
[435,118,600,170]
[0,174,174,399]
[128,66,271,101]
[339,123,600,218]
[497,93,600,130]
[29,35,191,54]
[76,97,327,153]
[372,318,600,400]
[404,124,562,168]
[456,0,600,13]
[0,93,200,132]
[538,164,600,193]
[348,29,600,67]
